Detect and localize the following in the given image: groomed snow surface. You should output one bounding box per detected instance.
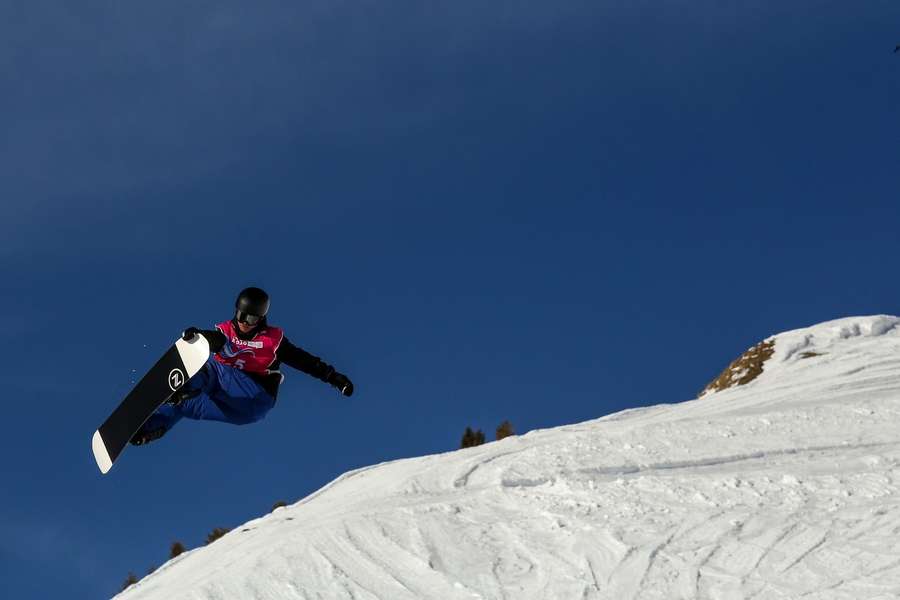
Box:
[117,316,900,599]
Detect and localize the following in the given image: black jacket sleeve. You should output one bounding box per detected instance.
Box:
[277,337,336,382]
[198,329,227,353]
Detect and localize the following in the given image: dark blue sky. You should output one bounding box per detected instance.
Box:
[2,1,898,598]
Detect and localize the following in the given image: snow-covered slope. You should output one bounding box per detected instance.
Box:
[117,316,900,599]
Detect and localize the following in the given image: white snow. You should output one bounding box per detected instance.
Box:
[116,315,900,599]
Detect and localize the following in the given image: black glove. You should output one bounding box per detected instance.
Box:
[328,372,354,397]
[182,327,202,341]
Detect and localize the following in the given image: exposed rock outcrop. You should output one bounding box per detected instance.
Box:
[700,339,775,397]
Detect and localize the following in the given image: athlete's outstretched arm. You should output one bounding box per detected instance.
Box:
[278,338,354,396]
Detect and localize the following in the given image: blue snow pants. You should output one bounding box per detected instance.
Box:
[140,358,276,435]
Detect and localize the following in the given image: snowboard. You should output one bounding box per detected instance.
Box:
[92,335,210,474]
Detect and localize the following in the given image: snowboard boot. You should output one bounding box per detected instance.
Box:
[130,427,166,446]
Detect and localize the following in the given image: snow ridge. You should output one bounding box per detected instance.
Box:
[117,316,900,600]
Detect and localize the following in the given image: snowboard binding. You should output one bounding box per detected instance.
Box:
[166,385,201,407]
[129,427,166,446]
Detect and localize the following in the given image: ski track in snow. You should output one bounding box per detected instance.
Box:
[117,316,900,600]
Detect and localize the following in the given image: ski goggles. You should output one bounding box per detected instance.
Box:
[235,310,264,325]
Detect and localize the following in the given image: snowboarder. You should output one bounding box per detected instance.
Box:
[130,287,354,446]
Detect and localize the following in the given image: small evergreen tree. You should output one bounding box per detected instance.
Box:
[272,500,288,511]
[461,426,486,448]
[170,541,187,559]
[495,420,515,441]
[461,426,475,448]
[121,572,139,591]
[205,527,231,545]
[474,429,485,446]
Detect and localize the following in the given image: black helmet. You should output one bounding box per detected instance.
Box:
[235,287,269,325]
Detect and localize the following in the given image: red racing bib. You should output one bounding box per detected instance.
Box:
[213,320,284,375]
